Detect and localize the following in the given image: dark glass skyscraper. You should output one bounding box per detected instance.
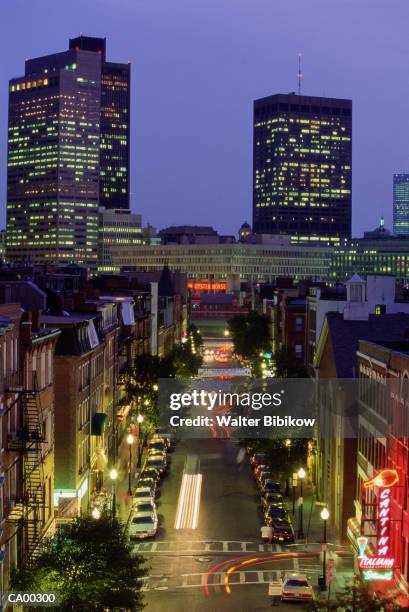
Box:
[393,174,409,236]
[253,93,352,244]
[69,36,131,210]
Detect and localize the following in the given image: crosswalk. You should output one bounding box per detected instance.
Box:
[140,565,322,592]
[133,539,285,555]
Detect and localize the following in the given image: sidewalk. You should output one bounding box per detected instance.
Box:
[109,435,147,527]
[284,480,354,601]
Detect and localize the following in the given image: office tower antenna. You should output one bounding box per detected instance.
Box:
[298,53,303,95]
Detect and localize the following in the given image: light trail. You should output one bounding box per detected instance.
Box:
[174,473,203,530]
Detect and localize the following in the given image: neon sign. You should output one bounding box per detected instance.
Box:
[362,570,393,582]
[187,281,227,292]
[358,470,398,577]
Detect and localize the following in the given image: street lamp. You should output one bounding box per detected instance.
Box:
[297,467,306,539]
[136,414,144,468]
[127,433,134,495]
[91,507,101,520]
[320,507,330,590]
[284,439,291,496]
[109,468,118,519]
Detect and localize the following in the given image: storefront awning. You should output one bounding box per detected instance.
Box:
[91,413,108,436]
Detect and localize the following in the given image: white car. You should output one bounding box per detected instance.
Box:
[281,573,314,602]
[129,511,158,539]
[133,487,154,506]
[133,501,157,519]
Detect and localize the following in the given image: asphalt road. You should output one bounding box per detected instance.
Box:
[135,437,321,612]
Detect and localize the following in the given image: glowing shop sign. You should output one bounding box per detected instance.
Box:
[363,570,393,582]
[187,281,227,292]
[358,470,398,577]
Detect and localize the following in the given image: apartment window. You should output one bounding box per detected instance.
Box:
[375,304,386,316]
[47,348,52,385]
[295,344,303,358]
[295,317,303,332]
[40,352,46,389]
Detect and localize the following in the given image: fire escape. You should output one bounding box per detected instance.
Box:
[6,373,46,562]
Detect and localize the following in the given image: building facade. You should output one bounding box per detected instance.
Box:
[6,46,101,267]
[69,36,131,210]
[330,220,409,283]
[0,302,59,600]
[393,173,409,236]
[98,208,143,273]
[129,239,333,283]
[253,93,352,243]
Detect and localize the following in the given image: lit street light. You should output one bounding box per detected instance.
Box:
[136,413,144,468]
[127,433,134,495]
[109,468,118,519]
[320,507,330,590]
[297,467,306,539]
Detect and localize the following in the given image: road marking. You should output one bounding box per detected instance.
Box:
[143,568,313,592]
[132,540,281,554]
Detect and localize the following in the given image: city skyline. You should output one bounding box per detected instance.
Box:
[1,1,409,238]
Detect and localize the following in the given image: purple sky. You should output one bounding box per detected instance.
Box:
[1,0,409,237]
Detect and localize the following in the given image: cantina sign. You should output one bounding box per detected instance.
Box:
[359,469,398,580]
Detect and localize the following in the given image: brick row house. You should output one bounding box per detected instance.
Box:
[0,300,60,596]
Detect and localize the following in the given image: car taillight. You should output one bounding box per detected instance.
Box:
[283,591,292,596]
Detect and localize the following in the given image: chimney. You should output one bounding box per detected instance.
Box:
[31,310,40,332]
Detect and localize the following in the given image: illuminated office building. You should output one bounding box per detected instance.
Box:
[393,173,409,236]
[6,37,131,269]
[253,93,352,244]
[6,46,101,267]
[69,36,131,210]
[98,207,143,273]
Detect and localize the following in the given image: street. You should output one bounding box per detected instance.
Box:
[134,326,353,611]
[136,437,329,611]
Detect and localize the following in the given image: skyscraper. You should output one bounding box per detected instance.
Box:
[69,36,131,210]
[6,36,131,268]
[393,174,409,236]
[7,47,101,267]
[253,93,352,244]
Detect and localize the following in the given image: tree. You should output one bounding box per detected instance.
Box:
[274,344,309,378]
[11,516,147,611]
[228,311,271,375]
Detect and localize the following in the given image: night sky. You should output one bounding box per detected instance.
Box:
[1,0,409,237]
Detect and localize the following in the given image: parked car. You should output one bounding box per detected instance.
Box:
[270,519,294,543]
[153,431,172,448]
[262,493,284,509]
[254,464,271,478]
[262,479,281,494]
[133,501,157,519]
[146,456,167,474]
[137,477,157,493]
[133,487,155,506]
[149,440,168,453]
[250,453,268,467]
[258,472,274,489]
[148,448,167,461]
[140,467,160,481]
[128,511,158,539]
[281,573,314,601]
[265,506,288,523]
